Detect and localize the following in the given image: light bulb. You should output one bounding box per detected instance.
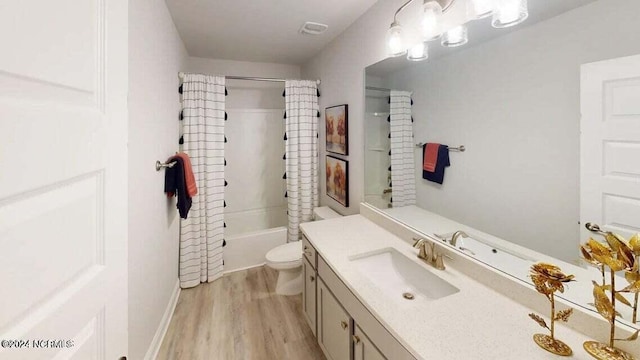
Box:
[441,25,468,47]
[492,0,528,28]
[421,1,443,41]
[386,22,406,57]
[467,0,494,19]
[407,42,428,61]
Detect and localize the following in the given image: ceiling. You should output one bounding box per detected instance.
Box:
[165,0,379,65]
[366,0,598,77]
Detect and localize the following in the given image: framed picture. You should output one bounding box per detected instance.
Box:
[325,104,348,155]
[326,155,349,207]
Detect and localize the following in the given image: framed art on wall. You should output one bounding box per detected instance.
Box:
[326,155,349,207]
[325,104,348,155]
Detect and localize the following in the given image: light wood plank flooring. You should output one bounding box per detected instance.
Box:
[157,266,325,360]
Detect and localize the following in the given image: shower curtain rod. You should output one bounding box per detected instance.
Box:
[178,72,320,84]
[366,86,391,92]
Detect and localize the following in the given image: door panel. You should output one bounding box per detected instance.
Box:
[354,325,386,360]
[317,279,351,360]
[0,0,128,359]
[580,54,640,242]
[303,258,317,336]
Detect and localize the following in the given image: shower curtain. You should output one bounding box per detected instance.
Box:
[389,90,416,207]
[179,73,226,288]
[284,80,319,242]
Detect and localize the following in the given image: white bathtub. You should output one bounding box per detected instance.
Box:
[365,194,391,209]
[224,206,288,273]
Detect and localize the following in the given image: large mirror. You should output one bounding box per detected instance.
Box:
[365,0,640,329]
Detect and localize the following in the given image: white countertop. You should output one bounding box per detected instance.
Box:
[301,215,597,360]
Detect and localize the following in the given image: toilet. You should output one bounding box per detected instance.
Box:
[266,206,341,295]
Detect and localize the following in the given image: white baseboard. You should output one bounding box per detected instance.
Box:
[144,278,181,360]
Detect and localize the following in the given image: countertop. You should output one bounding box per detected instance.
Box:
[301,215,597,360]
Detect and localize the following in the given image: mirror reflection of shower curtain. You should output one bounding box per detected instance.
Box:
[284,80,319,242]
[178,73,226,288]
[389,90,416,207]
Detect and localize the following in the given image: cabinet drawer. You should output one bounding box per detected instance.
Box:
[302,235,316,268]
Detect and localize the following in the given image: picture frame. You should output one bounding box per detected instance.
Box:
[325,104,348,155]
[326,155,349,207]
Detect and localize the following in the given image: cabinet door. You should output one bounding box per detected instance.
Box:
[354,325,386,360]
[302,257,317,336]
[317,279,352,360]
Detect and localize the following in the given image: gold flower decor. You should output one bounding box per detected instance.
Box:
[581,224,640,360]
[528,262,575,356]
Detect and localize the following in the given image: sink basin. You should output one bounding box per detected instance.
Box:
[350,248,459,302]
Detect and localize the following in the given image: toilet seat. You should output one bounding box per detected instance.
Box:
[265,241,302,270]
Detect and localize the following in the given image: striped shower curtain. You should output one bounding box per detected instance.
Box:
[389,90,416,207]
[284,80,319,242]
[179,73,226,288]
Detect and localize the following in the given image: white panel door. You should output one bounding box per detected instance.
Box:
[0,0,128,359]
[581,54,640,245]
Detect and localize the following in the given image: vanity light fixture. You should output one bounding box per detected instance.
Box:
[492,0,528,28]
[407,42,429,61]
[421,1,443,41]
[386,21,407,57]
[385,0,528,59]
[467,0,494,19]
[441,25,468,47]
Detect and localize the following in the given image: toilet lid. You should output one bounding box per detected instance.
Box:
[266,241,302,263]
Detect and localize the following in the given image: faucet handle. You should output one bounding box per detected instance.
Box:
[412,237,425,247]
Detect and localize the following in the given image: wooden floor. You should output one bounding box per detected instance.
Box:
[157,266,326,360]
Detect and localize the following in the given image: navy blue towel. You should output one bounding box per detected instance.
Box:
[164,156,192,219]
[422,144,450,184]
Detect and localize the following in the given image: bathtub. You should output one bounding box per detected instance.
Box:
[223,206,288,273]
[364,194,391,209]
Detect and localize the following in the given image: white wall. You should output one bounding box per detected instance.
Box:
[128,0,187,358]
[386,0,640,262]
[302,0,409,215]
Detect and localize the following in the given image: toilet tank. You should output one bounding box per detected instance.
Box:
[312,206,342,220]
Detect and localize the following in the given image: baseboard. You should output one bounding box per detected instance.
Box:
[144,278,181,360]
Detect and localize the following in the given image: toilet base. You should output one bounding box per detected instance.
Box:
[274,266,302,296]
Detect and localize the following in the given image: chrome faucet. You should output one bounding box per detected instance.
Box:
[450,231,469,246]
[412,238,450,270]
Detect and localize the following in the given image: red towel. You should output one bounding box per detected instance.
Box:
[176,153,198,197]
[423,143,440,172]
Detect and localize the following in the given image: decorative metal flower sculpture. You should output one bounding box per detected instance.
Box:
[582,224,640,360]
[528,262,575,356]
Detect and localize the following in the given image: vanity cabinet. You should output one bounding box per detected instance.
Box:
[302,238,415,360]
[302,257,317,336]
[354,325,385,360]
[317,278,352,360]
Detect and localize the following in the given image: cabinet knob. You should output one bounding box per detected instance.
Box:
[352,335,361,344]
[310,275,315,282]
[304,245,308,251]
[340,320,348,330]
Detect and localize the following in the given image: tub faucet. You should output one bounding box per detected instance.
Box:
[450,231,469,246]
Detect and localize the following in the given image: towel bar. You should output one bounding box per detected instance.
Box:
[415,143,466,152]
[156,160,177,171]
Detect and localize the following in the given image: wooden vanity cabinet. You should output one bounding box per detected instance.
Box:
[302,238,416,360]
[354,325,386,360]
[317,278,352,360]
[302,235,317,336]
[302,257,317,336]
